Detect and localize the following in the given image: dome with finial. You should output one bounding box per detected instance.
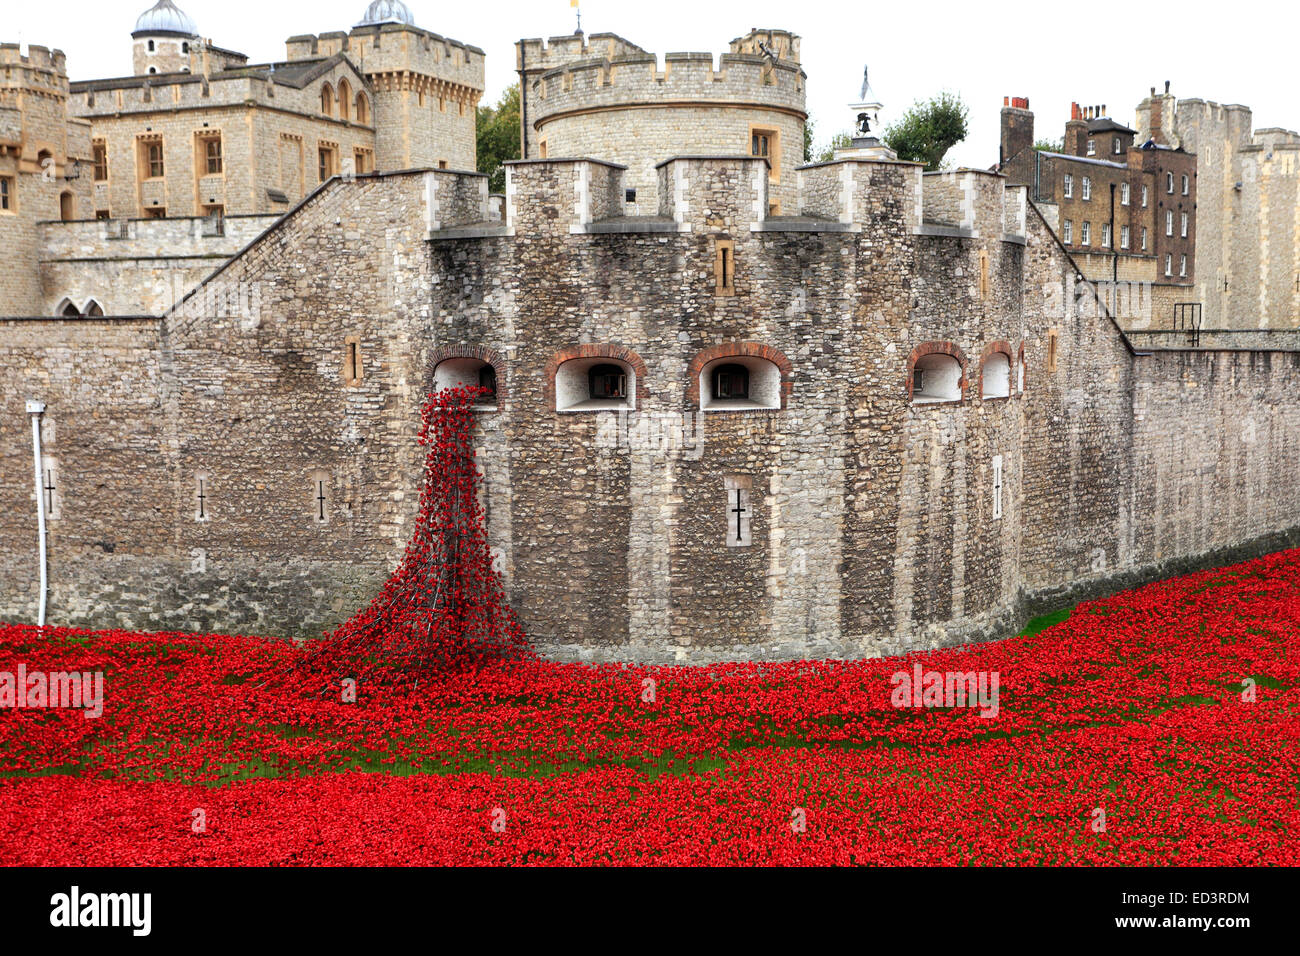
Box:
[133,0,199,37]
[356,0,416,27]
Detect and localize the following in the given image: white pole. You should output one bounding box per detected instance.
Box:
[27,400,47,627]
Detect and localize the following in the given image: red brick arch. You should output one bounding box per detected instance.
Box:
[686,342,794,409]
[428,345,508,407]
[979,339,1014,401]
[906,341,968,402]
[544,344,649,412]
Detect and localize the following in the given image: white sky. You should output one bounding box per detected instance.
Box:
[10,0,1294,169]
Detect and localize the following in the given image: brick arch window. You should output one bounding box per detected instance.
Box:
[320,83,335,118]
[907,342,967,405]
[980,341,1013,400]
[686,342,793,412]
[545,344,648,413]
[429,345,507,411]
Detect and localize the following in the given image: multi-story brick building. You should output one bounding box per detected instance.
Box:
[998,95,1198,328]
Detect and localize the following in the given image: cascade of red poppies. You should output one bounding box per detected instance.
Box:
[298,385,531,683]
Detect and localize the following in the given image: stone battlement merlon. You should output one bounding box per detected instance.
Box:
[728,28,801,65]
[516,33,652,73]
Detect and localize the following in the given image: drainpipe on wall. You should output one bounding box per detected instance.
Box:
[26,400,48,627]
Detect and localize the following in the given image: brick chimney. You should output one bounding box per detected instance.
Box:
[1000,95,1034,167]
[1064,101,1088,156]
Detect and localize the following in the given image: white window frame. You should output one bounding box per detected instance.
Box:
[1141,227,1148,251]
[1086,139,1096,156]
[1082,177,1092,201]
[1165,254,1173,276]
[1102,223,1112,248]
[1166,210,1174,236]
[1120,225,1130,250]
[1182,174,1190,196]
[1081,221,1091,246]
[1141,185,1149,208]
[1063,174,1074,199]
[1063,219,1073,243]
[1180,254,1188,277]
[1120,182,1131,206]
[1166,172,1175,194]
[1181,212,1189,238]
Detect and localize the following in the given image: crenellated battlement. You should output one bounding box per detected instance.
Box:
[515,32,651,74]
[0,44,70,95]
[485,155,1028,243]
[286,23,484,94]
[527,48,805,125]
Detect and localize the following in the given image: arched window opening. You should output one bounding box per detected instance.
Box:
[337,80,351,122]
[699,356,781,411]
[57,298,81,317]
[1016,345,1026,394]
[147,39,155,52]
[981,351,1011,400]
[320,83,334,117]
[355,93,370,125]
[59,191,75,221]
[555,357,635,412]
[83,299,104,317]
[433,357,500,410]
[911,353,963,404]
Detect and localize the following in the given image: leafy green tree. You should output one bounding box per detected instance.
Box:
[882,92,969,171]
[804,118,815,163]
[476,84,521,194]
[816,132,853,163]
[1034,138,1063,153]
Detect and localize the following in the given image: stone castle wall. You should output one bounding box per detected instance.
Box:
[4,161,1300,661]
[37,213,279,316]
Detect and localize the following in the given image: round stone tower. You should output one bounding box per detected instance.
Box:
[516,28,807,215]
[131,0,199,76]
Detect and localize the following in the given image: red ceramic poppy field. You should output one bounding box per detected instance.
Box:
[3,392,1298,866]
[1,545,1298,866]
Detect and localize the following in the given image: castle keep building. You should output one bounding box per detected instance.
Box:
[0,1,483,317]
[77,0,483,220]
[517,29,806,214]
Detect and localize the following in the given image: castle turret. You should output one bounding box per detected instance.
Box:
[516,28,807,214]
[131,0,199,76]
